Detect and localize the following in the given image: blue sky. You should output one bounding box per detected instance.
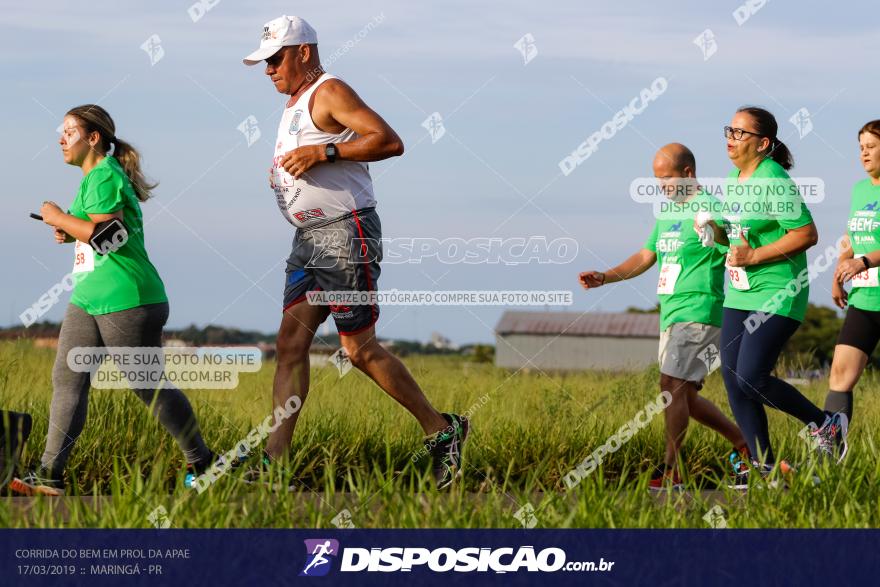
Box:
[2,1,879,344]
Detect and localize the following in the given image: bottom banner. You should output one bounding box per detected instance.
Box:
[1,529,876,585]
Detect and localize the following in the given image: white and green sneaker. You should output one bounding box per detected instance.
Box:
[425,413,470,490]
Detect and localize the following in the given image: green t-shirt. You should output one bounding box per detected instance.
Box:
[847,178,880,311]
[722,158,812,322]
[68,156,167,315]
[644,190,726,331]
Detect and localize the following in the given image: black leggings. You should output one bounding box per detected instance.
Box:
[720,308,826,464]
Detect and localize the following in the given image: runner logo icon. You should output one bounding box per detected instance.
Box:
[300,539,340,577]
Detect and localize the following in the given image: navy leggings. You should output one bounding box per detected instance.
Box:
[720,308,826,464]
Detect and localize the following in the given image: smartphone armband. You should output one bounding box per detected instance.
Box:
[89,218,128,255]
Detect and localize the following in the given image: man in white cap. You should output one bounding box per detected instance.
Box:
[242,15,469,490]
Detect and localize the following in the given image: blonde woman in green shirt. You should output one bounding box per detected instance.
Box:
[824,120,880,460]
[11,105,214,496]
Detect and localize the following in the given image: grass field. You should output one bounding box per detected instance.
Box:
[1,339,879,529]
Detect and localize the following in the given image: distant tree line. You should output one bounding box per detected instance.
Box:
[0,321,495,359]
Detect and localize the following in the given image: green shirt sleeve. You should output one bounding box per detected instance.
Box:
[777,200,813,230]
[80,166,125,215]
[644,221,659,252]
[765,166,812,230]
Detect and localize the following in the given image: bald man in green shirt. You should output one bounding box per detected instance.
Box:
[579,143,746,490]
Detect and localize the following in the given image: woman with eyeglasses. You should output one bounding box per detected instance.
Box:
[822,120,880,460]
[719,106,843,488]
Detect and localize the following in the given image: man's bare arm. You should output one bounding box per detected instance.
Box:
[280,80,404,178]
[317,79,404,161]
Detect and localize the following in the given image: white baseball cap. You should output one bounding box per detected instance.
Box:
[242,15,318,66]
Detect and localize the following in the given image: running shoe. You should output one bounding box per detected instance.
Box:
[240,452,270,484]
[10,469,65,496]
[425,413,470,490]
[729,458,796,490]
[1,411,32,487]
[727,450,752,490]
[813,413,848,464]
[240,452,298,492]
[648,465,683,492]
[184,452,245,490]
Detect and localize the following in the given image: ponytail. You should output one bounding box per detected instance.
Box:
[765,136,794,171]
[65,104,157,201]
[111,136,156,202]
[737,105,794,170]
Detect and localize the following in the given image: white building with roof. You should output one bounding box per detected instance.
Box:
[494,310,660,372]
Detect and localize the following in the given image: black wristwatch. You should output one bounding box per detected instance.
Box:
[325,143,337,163]
[862,256,871,270]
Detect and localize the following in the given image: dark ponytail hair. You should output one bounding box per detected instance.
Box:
[66,104,157,202]
[859,120,880,141]
[737,105,794,171]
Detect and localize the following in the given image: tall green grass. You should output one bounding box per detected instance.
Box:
[1,340,878,528]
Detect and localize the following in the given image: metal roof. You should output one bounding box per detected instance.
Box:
[495,310,660,338]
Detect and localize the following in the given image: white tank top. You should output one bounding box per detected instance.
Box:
[270,73,376,228]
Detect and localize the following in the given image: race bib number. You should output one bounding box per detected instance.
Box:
[72,240,94,274]
[852,255,879,288]
[656,263,681,295]
[726,264,750,290]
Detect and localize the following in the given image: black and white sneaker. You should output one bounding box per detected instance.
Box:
[425,413,470,490]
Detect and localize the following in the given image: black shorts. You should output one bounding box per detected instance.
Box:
[282,207,382,336]
[837,305,880,356]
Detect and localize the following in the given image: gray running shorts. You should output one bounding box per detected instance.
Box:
[658,321,721,384]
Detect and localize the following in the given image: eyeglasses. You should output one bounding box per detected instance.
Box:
[724,126,763,141]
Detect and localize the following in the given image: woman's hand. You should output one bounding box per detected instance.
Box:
[726,231,757,267]
[832,279,848,309]
[835,258,866,284]
[40,201,65,226]
[53,228,71,244]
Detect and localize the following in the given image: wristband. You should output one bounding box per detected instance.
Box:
[862,256,871,270]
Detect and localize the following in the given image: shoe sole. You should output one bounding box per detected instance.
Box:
[837,441,848,464]
[9,478,64,497]
[836,415,849,464]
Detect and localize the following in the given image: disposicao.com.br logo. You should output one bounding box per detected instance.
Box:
[300,540,614,575]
